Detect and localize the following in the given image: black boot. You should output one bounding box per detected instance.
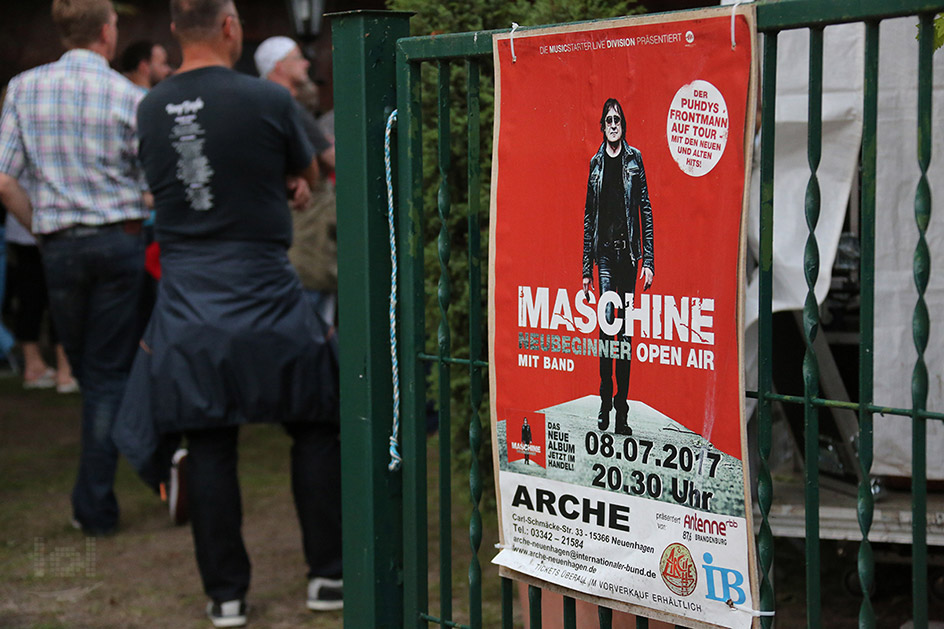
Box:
[597,402,611,431]
[614,399,632,436]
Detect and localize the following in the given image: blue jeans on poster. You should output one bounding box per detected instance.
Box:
[41,226,146,534]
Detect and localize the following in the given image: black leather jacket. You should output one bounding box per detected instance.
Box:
[582,140,655,279]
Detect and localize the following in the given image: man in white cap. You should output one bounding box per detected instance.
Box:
[254,37,335,171]
[255,37,305,92]
[255,36,338,326]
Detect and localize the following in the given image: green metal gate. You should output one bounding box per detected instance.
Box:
[332,1,944,627]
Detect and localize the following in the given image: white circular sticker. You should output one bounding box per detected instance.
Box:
[666,80,729,177]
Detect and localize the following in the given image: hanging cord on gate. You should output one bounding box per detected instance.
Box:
[510,22,520,62]
[726,599,775,618]
[385,108,403,472]
[730,1,742,50]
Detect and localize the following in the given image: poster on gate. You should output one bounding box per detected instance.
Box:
[488,7,759,628]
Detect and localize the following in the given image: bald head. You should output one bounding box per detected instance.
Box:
[170,0,233,42]
[170,0,242,68]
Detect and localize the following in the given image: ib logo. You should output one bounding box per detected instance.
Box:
[702,552,747,605]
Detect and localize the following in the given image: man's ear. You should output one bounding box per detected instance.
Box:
[170,22,177,37]
[221,15,237,40]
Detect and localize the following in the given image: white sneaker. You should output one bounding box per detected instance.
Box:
[307,577,343,611]
[206,599,247,628]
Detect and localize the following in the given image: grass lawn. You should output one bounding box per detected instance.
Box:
[0,377,342,628]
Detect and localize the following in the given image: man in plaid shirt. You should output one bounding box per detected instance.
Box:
[0,0,150,536]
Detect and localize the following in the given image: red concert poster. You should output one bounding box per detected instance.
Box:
[488,7,760,627]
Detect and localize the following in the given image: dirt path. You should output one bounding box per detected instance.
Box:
[0,379,342,629]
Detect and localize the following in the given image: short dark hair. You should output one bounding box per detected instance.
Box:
[51,0,113,48]
[599,98,626,140]
[170,0,231,41]
[118,40,155,73]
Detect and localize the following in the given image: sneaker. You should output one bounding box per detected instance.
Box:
[56,378,80,394]
[206,599,247,628]
[307,577,343,611]
[23,368,56,389]
[169,448,189,526]
[70,517,116,537]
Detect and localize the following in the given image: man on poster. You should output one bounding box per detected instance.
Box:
[581,97,655,436]
[521,417,532,464]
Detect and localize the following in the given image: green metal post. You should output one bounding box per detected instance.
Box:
[332,11,413,629]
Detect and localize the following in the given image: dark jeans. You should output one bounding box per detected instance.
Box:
[6,242,53,342]
[0,224,14,357]
[597,247,638,412]
[42,227,146,533]
[186,422,342,603]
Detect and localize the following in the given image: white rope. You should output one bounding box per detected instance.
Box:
[510,22,520,62]
[384,109,402,472]
[727,599,775,617]
[731,1,743,50]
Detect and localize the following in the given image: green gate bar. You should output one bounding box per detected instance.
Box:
[912,13,934,629]
[802,25,824,629]
[563,596,576,628]
[436,59,454,629]
[530,584,542,628]
[757,28,778,629]
[466,57,484,629]
[857,18,879,629]
[396,28,430,629]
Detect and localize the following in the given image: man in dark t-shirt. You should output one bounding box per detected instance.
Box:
[124,1,342,626]
[581,97,655,437]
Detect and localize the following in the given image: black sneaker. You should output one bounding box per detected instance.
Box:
[206,599,247,628]
[169,448,189,526]
[307,577,343,611]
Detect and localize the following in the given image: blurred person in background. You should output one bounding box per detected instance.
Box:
[113,2,341,625]
[4,210,78,392]
[0,0,150,536]
[118,40,172,90]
